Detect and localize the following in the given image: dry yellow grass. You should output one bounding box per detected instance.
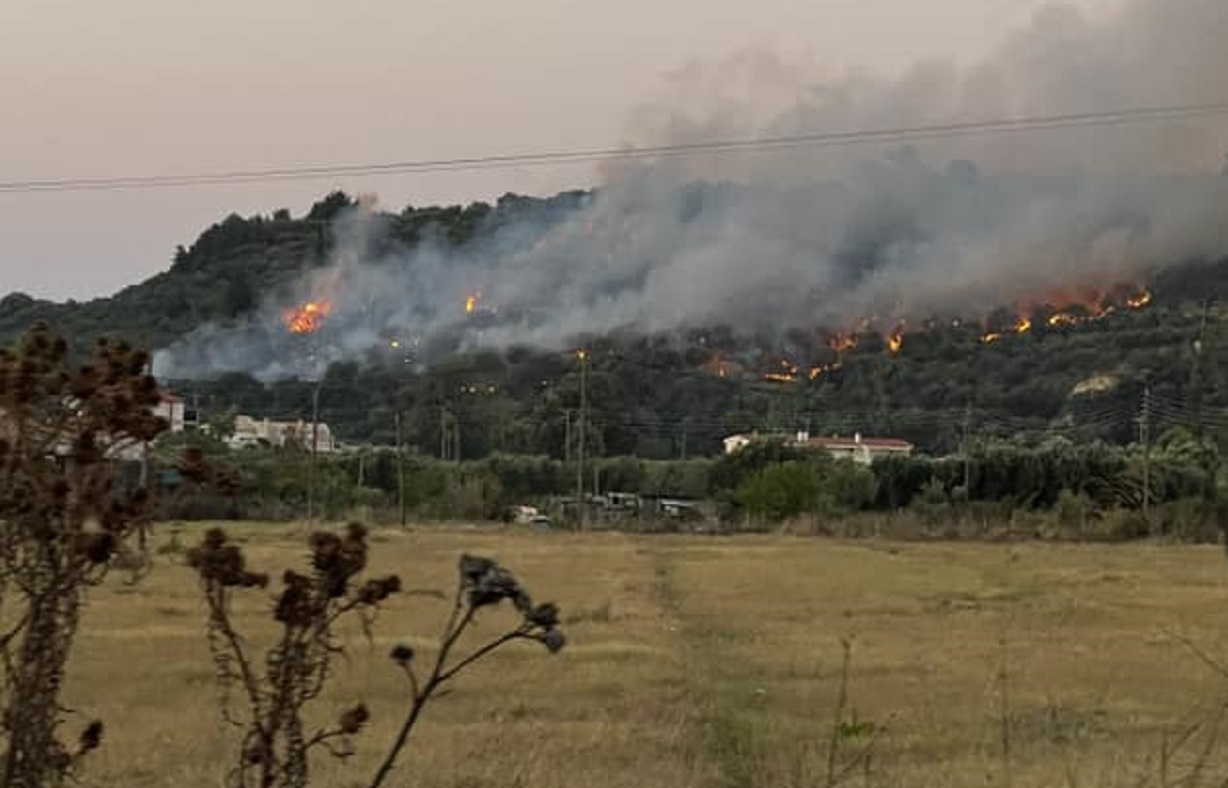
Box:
[55,523,1228,788]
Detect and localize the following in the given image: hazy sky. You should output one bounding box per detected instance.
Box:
[1,0,1121,300]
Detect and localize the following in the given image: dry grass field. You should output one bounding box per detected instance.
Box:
[62,522,1228,788]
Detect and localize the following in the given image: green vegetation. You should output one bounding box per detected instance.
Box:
[145,425,1227,542]
[6,192,1228,539]
[2,189,1228,464]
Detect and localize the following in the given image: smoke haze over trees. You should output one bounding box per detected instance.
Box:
[132,0,1228,380]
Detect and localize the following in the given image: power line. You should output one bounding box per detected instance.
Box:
[4,100,1228,194]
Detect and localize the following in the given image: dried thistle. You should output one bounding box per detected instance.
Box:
[190,524,401,788]
[0,326,169,788]
[368,553,566,788]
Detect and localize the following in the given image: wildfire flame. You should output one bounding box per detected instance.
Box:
[1126,288,1152,309]
[886,327,904,356]
[465,291,480,315]
[827,332,857,354]
[283,301,332,334]
[978,282,1151,345]
[808,362,842,380]
[763,357,802,383]
[723,281,1154,380]
[704,353,730,378]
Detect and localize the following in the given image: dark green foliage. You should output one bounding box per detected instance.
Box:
[4,188,1228,471]
[733,456,877,522]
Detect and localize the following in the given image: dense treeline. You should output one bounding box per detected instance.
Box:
[156,425,1226,541]
[6,188,1228,460]
[167,297,1225,459]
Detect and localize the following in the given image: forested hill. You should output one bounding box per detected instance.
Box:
[0,189,588,355]
[5,188,1228,461]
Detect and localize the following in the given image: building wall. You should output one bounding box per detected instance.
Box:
[229,415,336,452]
[155,399,185,433]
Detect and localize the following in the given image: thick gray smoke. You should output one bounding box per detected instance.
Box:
[153,0,1228,380]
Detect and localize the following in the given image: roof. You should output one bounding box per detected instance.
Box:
[808,436,913,450]
[159,392,183,404]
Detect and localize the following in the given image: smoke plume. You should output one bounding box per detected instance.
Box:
[153,0,1228,380]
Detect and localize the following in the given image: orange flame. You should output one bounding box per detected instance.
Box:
[763,358,801,383]
[283,301,332,334]
[886,328,904,355]
[1014,316,1032,334]
[1127,288,1152,309]
[827,332,857,354]
[981,332,1002,344]
[808,362,842,380]
[465,292,480,315]
[704,353,730,378]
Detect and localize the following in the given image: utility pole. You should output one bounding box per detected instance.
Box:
[438,405,460,462]
[439,405,448,461]
[1192,300,1209,434]
[575,349,588,529]
[307,381,321,522]
[563,408,573,463]
[138,439,151,552]
[1140,383,1152,524]
[395,412,406,527]
[961,402,972,491]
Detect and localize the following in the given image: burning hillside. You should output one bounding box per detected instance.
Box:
[149,0,1228,383]
[283,301,332,334]
[731,279,1157,384]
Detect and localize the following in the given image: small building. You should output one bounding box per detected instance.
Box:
[154,392,186,433]
[228,415,336,453]
[803,433,913,465]
[722,430,913,465]
[723,434,753,455]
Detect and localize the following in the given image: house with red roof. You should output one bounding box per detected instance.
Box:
[723,430,913,465]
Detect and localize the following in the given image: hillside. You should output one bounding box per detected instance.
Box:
[5,187,1228,459]
[0,190,586,356]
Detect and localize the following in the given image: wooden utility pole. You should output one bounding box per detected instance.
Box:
[439,405,448,460]
[438,406,460,462]
[575,349,588,529]
[961,402,972,491]
[138,440,151,552]
[395,412,406,526]
[1140,383,1152,524]
[307,382,321,522]
[563,408,573,463]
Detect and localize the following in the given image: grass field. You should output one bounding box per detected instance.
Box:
[63,523,1228,788]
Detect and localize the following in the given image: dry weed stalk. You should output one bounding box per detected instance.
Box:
[820,637,889,788]
[369,553,566,788]
[188,523,399,788]
[190,526,566,788]
[0,325,168,787]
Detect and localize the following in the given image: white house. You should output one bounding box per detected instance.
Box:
[154,392,186,433]
[803,432,913,465]
[722,434,753,455]
[228,415,336,453]
[722,430,913,466]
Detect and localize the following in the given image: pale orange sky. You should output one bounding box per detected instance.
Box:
[0,0,1119,299]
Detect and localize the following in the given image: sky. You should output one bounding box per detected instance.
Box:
[1,0,1124,301]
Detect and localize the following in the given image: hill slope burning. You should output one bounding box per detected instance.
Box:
[152,0,1228,381]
